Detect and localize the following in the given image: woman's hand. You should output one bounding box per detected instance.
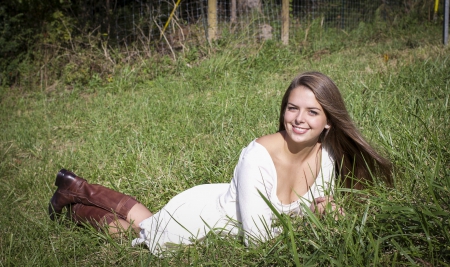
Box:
[309,196,345,219]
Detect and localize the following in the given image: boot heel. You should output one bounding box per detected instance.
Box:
[55,169,85,188]
[55,169,68,186]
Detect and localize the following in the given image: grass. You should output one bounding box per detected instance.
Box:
[0,19,449,265]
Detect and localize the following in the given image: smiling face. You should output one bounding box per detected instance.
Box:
[283,86,329,146]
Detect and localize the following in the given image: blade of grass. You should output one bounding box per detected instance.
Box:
[257,190,301,267]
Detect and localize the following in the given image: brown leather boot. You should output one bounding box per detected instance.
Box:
[69,203,117,231]
[49,169,139,221]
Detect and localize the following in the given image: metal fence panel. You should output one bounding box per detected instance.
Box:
[77,0,403,47]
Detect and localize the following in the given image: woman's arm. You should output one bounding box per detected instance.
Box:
[233,148,277,245]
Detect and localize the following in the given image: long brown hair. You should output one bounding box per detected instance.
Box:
[279,71,392,188]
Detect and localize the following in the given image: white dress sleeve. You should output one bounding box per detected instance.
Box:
[232,142,277,245]
[226,140,335,246]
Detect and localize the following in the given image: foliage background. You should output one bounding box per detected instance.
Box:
[0,0,441,87]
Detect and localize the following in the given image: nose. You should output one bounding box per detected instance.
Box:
[294,110,305,124]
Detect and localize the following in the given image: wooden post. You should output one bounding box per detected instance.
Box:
[208,0,218,41]
[444,0,449,45]
[231,0,237,24]
[281,0,289,45]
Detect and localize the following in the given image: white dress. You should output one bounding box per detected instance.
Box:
[132,140,335,254]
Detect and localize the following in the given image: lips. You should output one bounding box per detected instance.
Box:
[292,125,309,134]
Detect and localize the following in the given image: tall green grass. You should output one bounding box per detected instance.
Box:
[0,20,449,265]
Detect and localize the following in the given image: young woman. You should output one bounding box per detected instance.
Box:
[49,71,392,255]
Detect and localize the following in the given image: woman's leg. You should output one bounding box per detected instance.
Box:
[108,218,134,234]
[70,203,148,235]
[50,169,153,234]
[126,203,153,230]
[49,169,139,220]
[70,203,125,232]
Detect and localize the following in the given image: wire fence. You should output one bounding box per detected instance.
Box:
[74,0,404,48]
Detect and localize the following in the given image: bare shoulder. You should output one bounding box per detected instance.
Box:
[256,132,284,154]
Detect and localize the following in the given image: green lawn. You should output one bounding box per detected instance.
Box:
[1,20,449,266]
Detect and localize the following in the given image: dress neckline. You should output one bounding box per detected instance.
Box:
[252,139,325,207]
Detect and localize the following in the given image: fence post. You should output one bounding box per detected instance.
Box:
[231,0,237,23]
[281,0,289,45]
[444,0,449,45]
[208,0,218,41]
